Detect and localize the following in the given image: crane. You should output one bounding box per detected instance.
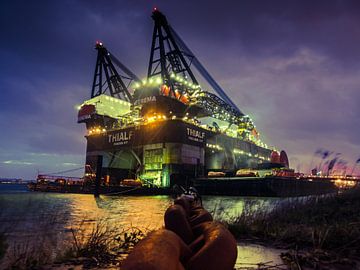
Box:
[147,9,244,119]
[91,41,141,103]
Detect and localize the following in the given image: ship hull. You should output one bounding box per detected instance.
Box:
[85,119,272,188]
[192,176,339,197]
[28,177,340,197]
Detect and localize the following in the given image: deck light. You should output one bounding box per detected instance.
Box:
[156,77,162,84]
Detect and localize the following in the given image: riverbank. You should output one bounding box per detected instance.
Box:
[226,187,360,269]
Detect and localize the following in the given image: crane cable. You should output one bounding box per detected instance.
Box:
[43,167,84,176]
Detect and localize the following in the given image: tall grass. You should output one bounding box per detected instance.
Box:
[62,219,147,268]
[0,218,147,269]
[226,188,360,267]
[1,213,68,269]
[0,233,7,262]
[0,197,148,270]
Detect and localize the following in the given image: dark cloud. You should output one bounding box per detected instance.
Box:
[0,0,359,178]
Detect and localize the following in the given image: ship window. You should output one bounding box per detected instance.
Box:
[144,148,163,171]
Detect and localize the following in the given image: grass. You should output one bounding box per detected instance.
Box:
[0,217,147,269]
[3,188,359,269]
[0,194,151,269]
[4,240,52,269]
[0,233,8,262]
[226,188,360,268]
[60,219,147,268]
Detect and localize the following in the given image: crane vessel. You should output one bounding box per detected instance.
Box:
[75,9,337,196]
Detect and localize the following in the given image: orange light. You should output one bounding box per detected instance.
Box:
[175,91,181,99]
[161,85,171,96]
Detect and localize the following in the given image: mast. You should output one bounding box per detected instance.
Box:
[148,8,199,98]
[91,41,141,102]
[147,9,243,116]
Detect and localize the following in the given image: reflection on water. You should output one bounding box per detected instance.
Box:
[202,196,278,221]
[76,195,173,229]
[0,184,285,266]
[236,243,285,268]
[0,194,174,236]
[0,185,283,234]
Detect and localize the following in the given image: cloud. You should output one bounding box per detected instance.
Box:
[3,160,33,165]
[1,0,360,178]
[62,162,82,166]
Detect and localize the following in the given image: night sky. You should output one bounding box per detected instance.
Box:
[1,0,359,179]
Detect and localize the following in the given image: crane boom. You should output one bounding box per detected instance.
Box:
[169,26,243,115]
[91,42,140,103]
[147,9,243,115]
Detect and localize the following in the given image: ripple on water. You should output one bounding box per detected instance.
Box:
[0,186,288,268]
[66,194,173,229]
[236,243,285,268]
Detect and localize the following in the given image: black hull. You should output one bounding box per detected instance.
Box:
[28,177,340,197]
[191,177,339,197]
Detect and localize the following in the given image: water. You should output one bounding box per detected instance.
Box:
[0,184,281,231]
[0,184,285,267]
[236,244,285,268]
[0,183,29,194]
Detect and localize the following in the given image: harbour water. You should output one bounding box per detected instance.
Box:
[0,184,285,267]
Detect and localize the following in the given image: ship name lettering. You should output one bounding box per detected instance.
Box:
[186,128,205,139]
[134,96,156,105]
[108,131,133,143]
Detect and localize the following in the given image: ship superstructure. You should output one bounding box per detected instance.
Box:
[78,9,282,188]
